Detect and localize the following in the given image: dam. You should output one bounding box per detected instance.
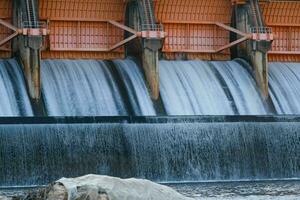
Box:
[0,0,300,194]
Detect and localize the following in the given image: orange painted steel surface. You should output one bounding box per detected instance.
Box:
[154,0,232,60]
[39,0,126,59]
[0,0,12,58]
[260,1,300,62]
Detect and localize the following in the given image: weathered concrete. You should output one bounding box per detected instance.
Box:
[12,0,42,102]
[234,1,272,99]
[126,0,163,100]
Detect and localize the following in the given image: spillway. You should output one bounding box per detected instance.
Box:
[41,59,127,116]
[113,59,155,116]
[41,59,270,116]
[1,1,300,198]
[0,59,33,116]
[1,58,300,187]
[2,59,300,116]
[160,60,267,115]
[0,116,299,186]
[269,63,300,115]
[41,59,155,116]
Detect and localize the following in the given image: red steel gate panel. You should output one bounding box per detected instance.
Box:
[40,0,126,59]
[154,0,232,60]
[260,1,300,62]
[0,0,12,58]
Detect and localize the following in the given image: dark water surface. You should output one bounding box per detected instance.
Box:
[168,180,300,199]
[1,180,300,199]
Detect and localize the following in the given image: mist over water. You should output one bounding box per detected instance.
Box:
[0,59,33,116]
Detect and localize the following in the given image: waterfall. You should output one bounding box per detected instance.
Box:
[159,60,267,115]
[0,59,33,116]
[41,59,127,116]
[212,60,267,115]
[0,118,299,186]
[269,62,300,114]
[2,58,300,116]
[113,59,155,116]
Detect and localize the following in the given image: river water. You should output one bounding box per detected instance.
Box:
[1,180,300,199]
[168,180,300,199]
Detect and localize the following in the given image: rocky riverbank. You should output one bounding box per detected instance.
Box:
[0,175,191,200]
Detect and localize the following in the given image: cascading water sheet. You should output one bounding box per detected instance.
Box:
[159,60,267,115]
[212,60,267,115]
[7,58,299,116]
[269,62,300,114]
[42,60,127,116]
[0,59,33,116]
[114,59,155,116]
[1,119,299,186]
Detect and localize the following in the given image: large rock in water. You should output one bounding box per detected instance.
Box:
[46,175,191,200]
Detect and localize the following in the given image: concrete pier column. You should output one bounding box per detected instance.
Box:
[234,1,272,99]
[126,0,163,100]
[13,0,44,115]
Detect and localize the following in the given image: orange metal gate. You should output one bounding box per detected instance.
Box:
[0,0,12,58]
[260,1,300,62]
[154,0,233,60]
[40,0,126,59]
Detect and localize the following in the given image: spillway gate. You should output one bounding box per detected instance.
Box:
[0,0,299,102]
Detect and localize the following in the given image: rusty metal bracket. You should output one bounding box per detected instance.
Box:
[0,19,19,47]
[210,23,273,53]
[49,20,166,52]
[162,21,273,54]
[108,21,166,50]
[0,19,49,47]
[215,22,252,53]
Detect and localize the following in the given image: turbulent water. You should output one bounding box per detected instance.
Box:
[0,120,299,186]
[0,59,33,116]
[160,60,267,115]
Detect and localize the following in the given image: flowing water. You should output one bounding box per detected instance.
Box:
[1,59,300,198]
[41,59,127,116]
[113,59,155,116]
[269,62,300,114]
[159,60,267,115]
[1,180,300,199]
[1,58,300,116]
[0,119,299,186]
[169,180,300,200]
[0,59,33,116]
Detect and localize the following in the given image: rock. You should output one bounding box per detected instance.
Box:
[46,183,68,200]
[45,175,192,200]
[0,196,10,200]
